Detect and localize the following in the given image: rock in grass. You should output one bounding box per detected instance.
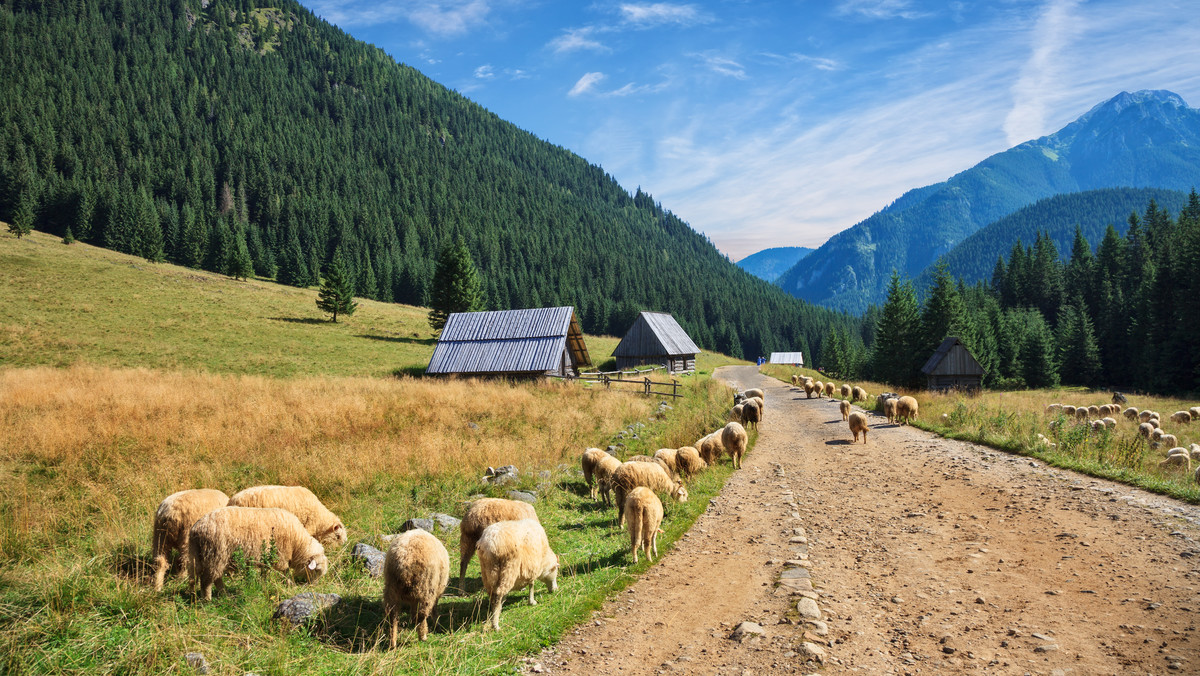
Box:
[185,652,209,674]
[508,490,537,504]
[401,518,435,533]
[431,513,461,532]
[351,543,385,577]
[273,592,341,628]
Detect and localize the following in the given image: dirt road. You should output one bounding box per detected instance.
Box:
[531,366,1200,674]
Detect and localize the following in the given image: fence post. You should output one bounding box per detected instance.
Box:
[644,377,650,395]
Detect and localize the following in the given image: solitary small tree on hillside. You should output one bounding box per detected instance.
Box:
[316,248,357,322]
[8,194,34,239]
[428,236,483,332]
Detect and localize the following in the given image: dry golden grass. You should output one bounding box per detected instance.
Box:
[0,365,656,560]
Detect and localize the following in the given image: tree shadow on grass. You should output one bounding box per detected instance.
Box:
[267,316,329,325]
[312,593,485,652]
[357,334,437,346]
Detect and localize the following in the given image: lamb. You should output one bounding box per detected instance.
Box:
[1123,407,1139,421]
[1170,411,1192,425]
[653,448,679,474]
[1138,422,1156,439]
[674,446,707,477]
[1044,403,1063,416]
[476,519,559,631]
[840,383,852,399]
[227,485,346,547]
[852,386,867,402]
[624,487,664,563]
[848,411,869,444]
[883,398,898,424]
[729,403,745,423]
[582,448,619,502]
[839,399,851,422]
[740,399,761,430]
[383,528,450,646]
[187,506,327,601]
[895,396,919,424]
[458,497,539,593]
[612,461,688,527]
[813,381,824,398]
[721,422,748,469]
[151,488,229,591]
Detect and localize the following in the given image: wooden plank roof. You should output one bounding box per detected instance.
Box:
[612,311,701,358]
[769,352,805,365]
[427,307,591,374]
[920,336,984,376]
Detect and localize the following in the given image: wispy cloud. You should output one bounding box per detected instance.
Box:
[693,53,747,80]
[474,64,495,79]
[569,72,606,97]
[1003,0,1083,145]
[619,3,709,28]
[760,52,842,72]
[835,0,927,20]
[307,0,493,36]
[548,26,608,53]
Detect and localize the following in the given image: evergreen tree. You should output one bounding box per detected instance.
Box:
[9,193,34,239]
[225,231,255,281]
[920,260,966,355]
[428,237,483,332]
[869,271,921,387]
[62,225,75,244]
[1019,312,1059,388]
[316,248,358,322]
[1056,304,1101,387]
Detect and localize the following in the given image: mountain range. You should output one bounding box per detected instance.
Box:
[736,247,814,282]
[774,90,1200,314]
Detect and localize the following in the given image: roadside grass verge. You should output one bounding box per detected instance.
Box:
[760,365,1200,503]
[0,367,744,674]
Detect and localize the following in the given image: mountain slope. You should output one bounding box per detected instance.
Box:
[736,246,814,282]
[912,187,1189,293]
[0,0,855,361]
[776,90,1200,314]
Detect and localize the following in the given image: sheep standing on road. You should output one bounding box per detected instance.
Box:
[840,384,852,399]
[624,487,664,563]
[848,411,869,444]
[188,507,327,601]
[823,382,835,397]
[813,381,824,398]
[839,399,850,422]
[895,396,919,424]
[803,381,815,398]
[151,488,229,592]
[740,399,761,430]
[721,422,748,469]
[383,528,450,646]
[458,498,539,593]
[883,398,898,424]
[227,485,347,547]
[477,519,559,631]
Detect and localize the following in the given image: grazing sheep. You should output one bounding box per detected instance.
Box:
[1102,417,1117,429]
[1063,405,1077,416]
[803,381,816,398]
[1090,420,1106,433]
[624,487,664,563]
[1161,433,1179,450]
[612,462,688,527]
[1123,407,1139,421]
[582,448,618,502]
[1190,407,1200,420]
[696,432,725,465]
[1170,411,1192,425]
[895,396,919,424]
[187,507,327,601]
[813,381,824,398]
[653,448,679,474]
[383,528,450,646]
[821,382,833,397]
[227,485,346,547]
[840,383,852,399]
[839,399,851,421]
[1139,410,1154,423]
[458,498,539,593]
[1190,443,1200,461]
[740,399,762,430]
[883,398,898,424]
[1138,422,1155,439]
[848,411,869,444]
[151,489,229,592]
[747,396,765,418]
[744,388,765,401]
[477,519,559,631]
[1159,449,1191,471]
[721,422,748,469]
[1149,418,1161,429]
[852,386,867,402]
[729,403,745,423]
[1075,407,1090,421]
[1087,405,1101,418]
[1045,403,1063,416]
[626,455,678,482]
[1152,428,1165,442]
[674,446,707,477]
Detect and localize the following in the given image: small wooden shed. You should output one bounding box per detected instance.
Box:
[426,306,591,377]
[612,311,700,374]
[921,336,984,391]
[769,352,804,366]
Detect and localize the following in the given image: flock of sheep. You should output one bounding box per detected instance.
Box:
[786,373,918,443]
[1043,396,1200,481]
[148,390,760,647]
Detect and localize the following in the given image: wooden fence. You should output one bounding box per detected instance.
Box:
[558,365,685,398]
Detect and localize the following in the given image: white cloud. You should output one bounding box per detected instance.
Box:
[548,27,608,53]
[569,72,606,97]
[1003,0,1083,145]
[835,0,927,20]
[787,53,842,72]
[306,0,493,36]
[619,3,709,27]
[474,64,495,79]
[695,54,747,80]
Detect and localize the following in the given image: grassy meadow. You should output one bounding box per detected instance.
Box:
[761,364,1200,503]
[0,230,749,673]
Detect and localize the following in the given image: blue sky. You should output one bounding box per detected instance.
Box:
[300,0,1200,261]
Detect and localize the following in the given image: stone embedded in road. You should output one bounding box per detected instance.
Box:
[797,642,827,663]
[730,621,765,642]
[796,597,821,620]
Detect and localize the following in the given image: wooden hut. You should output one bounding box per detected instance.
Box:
[920,336,984,391]
[769,352,804,367]
[612,311,700,374]
[426,306,591,377]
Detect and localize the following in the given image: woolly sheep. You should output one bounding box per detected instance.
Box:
[477,519,559,631]
[582,448,618,502]
[1138,422,1155,439]
[696,432,725,465]
[839,383,852,399]
[1161,433,1179,450]
[852,386,867,402]
[813,381,824,398]
[626,455,679,482]
[744,388,765,401]
[653,448,678,474]
[1090,420,1106,433]
[747,395,765,418]
[740,399,761,430]
[803,381,816,398]
[1063,405,1077,416]
[848,411,869,444]
[1102,417,1117,429]
[1045,403,1063,416]
[624,487,664,564]
[384,528,450,646]
[188,507,327,601]
[1123,407,1139,421]
[1075,407,1090,421]
[1159,449,1191,471]
[721,422,748,469]
[791,375,800,387]
[674,446,707,477]
[883,398,898,424]
[1191,443,1200,461]
[227,485,346,547]
[839,399,851,422]
[151,488,229,592]
[1152,428,1165,442]
[1087,405,1101,418]
[612,461,688,527]
[823,382,835,397]
[1139,410,1154,423]
[1170,411,1192,425]
[459,498,539,593]
[729,403,745,423]
[895,396,919,424]
[1191,407,1200,420]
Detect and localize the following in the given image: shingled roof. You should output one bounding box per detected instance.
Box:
[921,336,984,376]
[426,307,590,375]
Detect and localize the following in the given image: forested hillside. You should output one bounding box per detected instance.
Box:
[736,246,813,282]
[913,187,1189,292]
[0,0,854,360]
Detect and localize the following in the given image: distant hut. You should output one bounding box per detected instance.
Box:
[612,311,700,374]
[769,352,804,367]
[426,306,591,377]
[921,337,984,391]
